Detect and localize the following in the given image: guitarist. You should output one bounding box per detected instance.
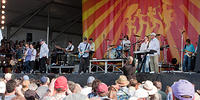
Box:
[183,39,195,72]
[78,37,90,73]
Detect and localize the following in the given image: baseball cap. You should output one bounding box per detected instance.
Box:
[23,75,29,80]
[87,76,95,84]
[171,79,195,100]
[40,76,47,84]
[54,76,68,91]
[96,83,108,94]
[0,81,6,93]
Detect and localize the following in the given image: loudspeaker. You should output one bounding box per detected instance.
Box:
[194,35,200,72]
[26,33,32,42]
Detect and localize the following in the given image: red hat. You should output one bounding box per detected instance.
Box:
[96,83,108,94]
[54,76,68,91]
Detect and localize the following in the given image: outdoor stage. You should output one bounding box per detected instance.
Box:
[1,72,200,91]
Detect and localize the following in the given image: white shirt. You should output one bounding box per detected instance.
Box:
[65,44,74,51]
[30,48,37,61]
[148,38,160,56]
[140,41,149,51]
[39,43,49,58]
[121,40,131,50]
[78,42,90,58]
[90,42,95,51]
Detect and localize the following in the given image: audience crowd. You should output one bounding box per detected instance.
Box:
[0,73,199,100]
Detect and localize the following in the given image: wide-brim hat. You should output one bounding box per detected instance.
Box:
[139,80,158,95]
[115,75,130,87]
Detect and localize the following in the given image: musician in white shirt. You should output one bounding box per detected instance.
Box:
[148,33,160,73]
[39,39,49,73]
[140,36,150,72]
[121,35,131,56]
[78,37,90,73]
[30,43,37,73]
[89,38,95,59]
[65,41,74,66]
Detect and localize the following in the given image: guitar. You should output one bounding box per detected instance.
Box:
[184,50,193,57]
[173,45,194,57]
[78,43,89,58]
[78,49,85,58]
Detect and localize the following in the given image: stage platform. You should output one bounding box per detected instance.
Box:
[0,72,200,91]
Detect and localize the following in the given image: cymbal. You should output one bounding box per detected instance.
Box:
[133,34,140,37]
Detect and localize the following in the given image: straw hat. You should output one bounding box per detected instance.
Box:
[115,75,130,87]
[139,80,158,95]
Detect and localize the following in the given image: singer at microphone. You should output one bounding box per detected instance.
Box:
[139,36,150,72]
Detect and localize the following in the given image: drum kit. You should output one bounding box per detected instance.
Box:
[106,44,127,59]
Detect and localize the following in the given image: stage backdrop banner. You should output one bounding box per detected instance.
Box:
[82,0,200,62]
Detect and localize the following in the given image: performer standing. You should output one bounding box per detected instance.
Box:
[65,41,74,65]
[30,43,37,73]
[24,43,32,73]
[78,37,90,73]
[121,35,131,56]
[89,38,95,59]
[148,33,160,73]
[140,36,150,72]
[183,39,195,72]
[39,39,49,73]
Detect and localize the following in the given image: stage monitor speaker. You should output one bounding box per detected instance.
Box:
[194,35,200,72]
[26,33,32,42]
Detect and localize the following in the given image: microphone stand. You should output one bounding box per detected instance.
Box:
[180,31,185,71]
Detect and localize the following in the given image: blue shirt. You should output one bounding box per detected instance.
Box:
[25,48,32,62]
[78,42,90,58]
[184,44,195,53]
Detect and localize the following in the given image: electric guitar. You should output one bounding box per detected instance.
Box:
[184,50,193,57]
[173,45,194,57]
[78,49,85,58]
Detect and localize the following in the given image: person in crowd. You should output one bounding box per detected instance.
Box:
[39,39,49,73]
[140,36,150,72]
[0,79,6,100]
[89,38,95,60]
[167,79,195,100]
[10,56,17,73]
[36,76,49,99]
[96,83,110,99]
[43,76,68,100]
[81,76,95,96]
[21,79,30,95]
[139,80,161,100]
[148,32,160,73]
[183,39,195,72]
[123,56,136,80]
[88,79,102,98]
[154,81,167,100]
[78,37,90,73]
[115,75,131,100]
[23,43,32,73]
[4,73,12,83]
[29,43,36,73]
[5,80,17,100]
[24,89,39,100]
